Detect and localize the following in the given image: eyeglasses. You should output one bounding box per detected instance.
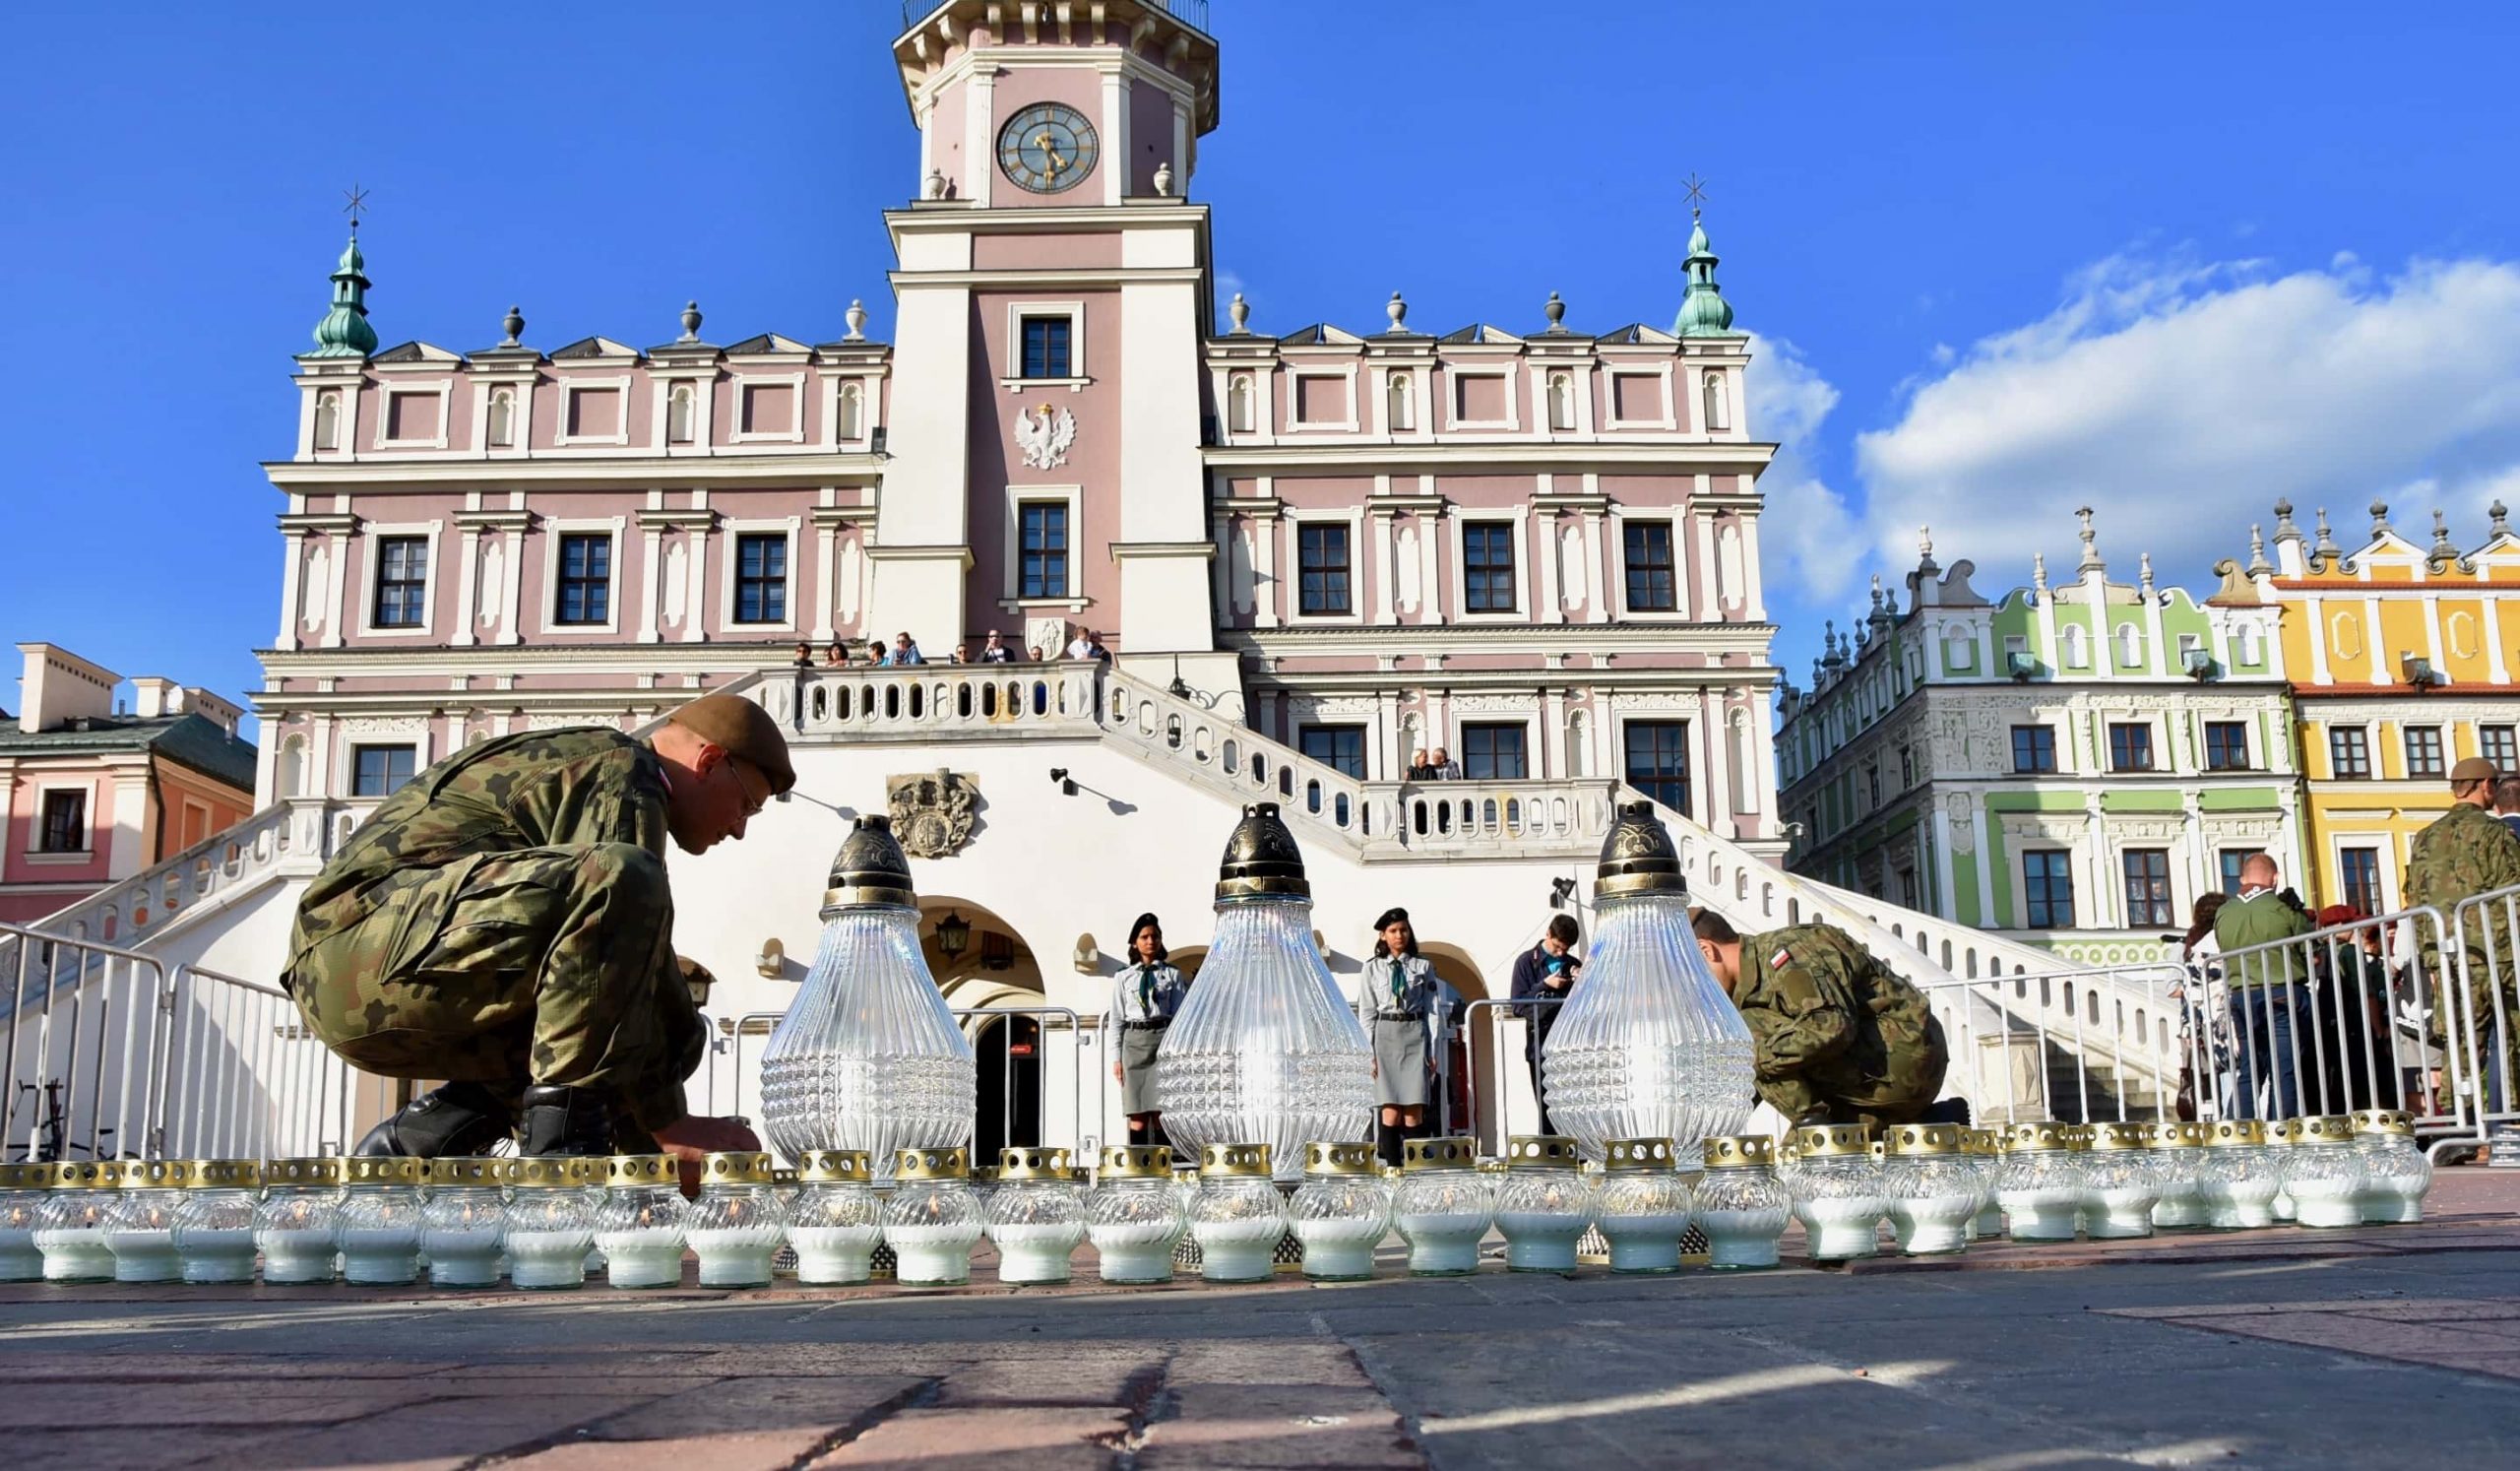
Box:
[722,758,770,819]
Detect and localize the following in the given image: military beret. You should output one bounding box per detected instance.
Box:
[668,693,795,795]
[2451,755,2496,786]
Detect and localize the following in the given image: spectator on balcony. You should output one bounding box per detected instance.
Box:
[1406,750,1434,781]
[865,637,889,666]
[2215,852,2313,1120]
[790,641,814,668]
[1027,645,1045,661]
[980,631,1015,665]
[1108,913,1188,1155]
[2173,892,2235,1120]
[1509,914,1582,1133]
[949,642,971,665]
[1690,908,1954,1128]
[890,632,927,667]
[1428,747,1464,781]
[1356,906,1442,1167]
[1066,629,1111,662]
[821,640,850,669]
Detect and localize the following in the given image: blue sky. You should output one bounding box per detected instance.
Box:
[5,1,2518,727]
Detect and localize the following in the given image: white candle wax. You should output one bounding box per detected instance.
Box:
[686,1227,781,1288]
[1494,1212,1586,1272]
[1996,1187,2085,1241]
[35,1228,115,1283]
[1699,1208,1788,1269]
[340,1227,422,1284]
[1887,1194,1976,1256]
[1088,1220,1178,1283]
[176,1229,258,1283]
[2361,1176,2425,1225]
[598,1231,687,1289]
[1292,1217,1381,1280]
[988,1222,1084,1284]
[420,1224,504,1286]
[2288,1176,2361,1228]
[1398,1211,1487,1276]
[789,1224,881,1285]
[2201,1178,2277,1230]
[0,1229,39,1282]
[504,1229,593,1289]
[1600,1210,1691,1272]
[255,1228,339,1284]
[886,1223,978,1285]
[2151,1182,2206,1229]
[1796,1196,1887,1260]
[1193,1218,1283,1282]
[104,1228,182,1283]
[2087,1186,2159,1239]
[1970,1196,2005,1240]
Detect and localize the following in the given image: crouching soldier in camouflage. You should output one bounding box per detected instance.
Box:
[284,693,792,1161]
[1690,909,1954,1128]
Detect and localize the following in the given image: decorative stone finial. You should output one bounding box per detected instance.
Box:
[2313,508,2341,559]
[1544,290,1566,332]
[307,230,378,358]
[678,300,703,343]
[2246,524,2272,576]
[923,167,945,201]
[1228,291,1250,334]
[2369,499,2392,539]
[2272,498,2300,542]
[2139,552,2156,595]
[1386,290,1407,332]
[500,305,524,348]
[1153,160,1173,197]
[2432,509,2458,559]
[2075,506,2104,573]
[2493,500,2511,538]
[2033,551,2048,593]
[845,299,867,341]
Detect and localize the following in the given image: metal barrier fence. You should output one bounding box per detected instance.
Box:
[157,966,370,1159]
[2442,886,2520,1140]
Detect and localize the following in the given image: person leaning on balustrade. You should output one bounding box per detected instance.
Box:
[2404,754,2520,1115]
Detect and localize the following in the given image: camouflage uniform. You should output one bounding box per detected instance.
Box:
[284,729,704,1134]
[1732,923,1949,1126]
[2403,800,2520,1070]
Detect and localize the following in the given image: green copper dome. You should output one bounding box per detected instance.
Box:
[1672,218,1737,337]
[307,231,377,358]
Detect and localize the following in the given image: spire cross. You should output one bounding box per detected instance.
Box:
[1680,172,1710,222]
[343,182,371,233]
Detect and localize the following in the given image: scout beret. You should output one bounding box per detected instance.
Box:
[668,693,795,795]
[2450,755,2496,786]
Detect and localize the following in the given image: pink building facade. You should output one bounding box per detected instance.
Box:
[256,0,1782,848]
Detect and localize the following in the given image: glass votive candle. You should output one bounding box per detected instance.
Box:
[1491,1136,1591,1272]
[2266,1119,2300,1223]
[503,1156,600,1289]
[595,1154,689,1289]
[884,1146,983,1286]
[419,1157,510,1288]
[169,1160,262,1283]
[1964,1129,2005,1239]
[985,1146,1087,1286]
[34,1160,122,1283]
[2198,1119,2280,1230]
[1696,1135,1790,1268]
[683,1150,788,1289]
[1993,1122,2087,1242]
[2082,1122,2161,1239]
[788,1149,881,1285]
[1087,1145,1187,1284]
[1595,1137,1694,1273]
[1881,1123,1976,1256]
[104,1158,194,1283]
[2147,1121,2209,1230]
[1188,1142,1288,1284]
[254,1157,344,1284]
[1393,1137,1492,1277]
[1288,1141,1387,1282]
[2282,1116,2365,1228]
[0,1163,45,1282]
[1788,1124,1886,1261]
[338,1157,427,1284]
[2351,1109,2432,1224]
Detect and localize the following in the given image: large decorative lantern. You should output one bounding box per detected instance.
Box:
[1541,802,1754,1161]
[1155,804,1373,1183]
[759,815,976,1181]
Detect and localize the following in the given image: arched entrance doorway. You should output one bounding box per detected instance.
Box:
[1418,944,1495,1147]
[916,898,1050,1166]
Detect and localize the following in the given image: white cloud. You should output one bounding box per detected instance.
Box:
[1744,332,1858,599]
[1844,251,2520,594]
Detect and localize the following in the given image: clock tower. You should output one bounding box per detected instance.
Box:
[878,0,1231,694]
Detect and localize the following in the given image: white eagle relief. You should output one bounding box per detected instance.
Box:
[1013,403,1077,471]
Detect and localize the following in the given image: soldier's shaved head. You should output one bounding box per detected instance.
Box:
[2240,853,2280,888]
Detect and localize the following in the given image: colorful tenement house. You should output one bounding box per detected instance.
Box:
[0,644,256,926]
[1774,513,2300,965]
[2236,498,2520,916]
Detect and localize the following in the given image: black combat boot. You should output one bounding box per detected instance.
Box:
[354,1082,514,1158]
[518,1085,615,1157]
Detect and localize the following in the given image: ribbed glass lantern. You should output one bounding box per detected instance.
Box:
[2350,1109,2431,1224]
[2266,1119,2300,1223]
[104,1158,193,1283]
[419,1157,511,1288]
[1594,1136,1693,1273]
[1187,1142,1289,1283]
[1993,1122,2087,1242]
[2082,1122,2161,1239]
[883,1146,982,1286]
[1881,1123,1976,1256]
[1788,1124,1887,1261]
[1089,1145,1188,1284]
[2282,1116,2366,1228]
[339,1157,428,1285]
[1393,1136,1492,1277]
[171,1160,263,1284]
[34,1160,121,1283]
[2146,1120,2208,1230]
[1289,1141,1389,1282]
[788,1150,882,1285]
[1963,1128,2006,1240]
[0,1163,44,1282]
[254,1157,344,1285]
[1491,1136,1594,1272]
[1157,805,1373,1183]
[686,1151,789,1288]
[596,1155,690,1289]
[987,1146,1088,1285]
[2197,1119,2281,1230]
[1695,1135,1790,1269]
[759,815,976,1183]
[1541,803,1754,1162]
[503,1157,601,1290]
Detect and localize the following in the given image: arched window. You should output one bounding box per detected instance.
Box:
[1702,371,1729,431]
[1547,372,1575,430]
[1386,372,1413,432]
[277,734,306,799]
[486,387,515,448]
[2061,623,2089,669]
[1565,709,1589,777]
[666,383,696,444]
[2116,623,2143,666]
[312,391,341,452]
[838,382,863,441]
[1228,374,1255,433]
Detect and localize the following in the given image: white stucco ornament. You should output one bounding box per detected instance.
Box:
[1014,403,1076,469]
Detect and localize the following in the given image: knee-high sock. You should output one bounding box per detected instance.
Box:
[1376,1121,1404,1168]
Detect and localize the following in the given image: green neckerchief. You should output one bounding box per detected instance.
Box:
[1389,956,1409,1007]
[1138,963,1159,1016]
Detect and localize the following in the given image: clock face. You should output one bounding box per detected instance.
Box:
[997,104,1100,194]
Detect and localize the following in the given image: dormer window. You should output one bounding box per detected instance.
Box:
[313,390,341,451]
[1702,371,1729,431]
[666,383,697,445]
[486,387,516,448]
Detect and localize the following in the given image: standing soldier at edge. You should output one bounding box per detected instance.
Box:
[284,693,791,1162]
[2404,755,2520,1115]
[1689,908,1954,1127]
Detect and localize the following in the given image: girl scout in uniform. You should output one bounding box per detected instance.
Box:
[1109,913,1188,1153]
[1356,906,1441,1167]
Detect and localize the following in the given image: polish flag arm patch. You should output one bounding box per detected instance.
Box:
[1769,948,1793,971]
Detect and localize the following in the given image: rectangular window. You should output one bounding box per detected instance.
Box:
[2482,725,2519,773]
[1019,503,1069,600]
[2404,725,2445,780]
[732,533,788,624]
[2122,849,2174,928]
[2339,847,2383,917]
[37,790,86,854]
[1462,521,1516,613]
[1299,725,1366,780]
[1623,521,1676,611]
[372,536,429,628]
[2204,721,2250,771]
[1866,764,1881,807]
[1900,744,1916,788]
[2329,727,2371,779]
[2219,849,2252,897]
[1461,723,1529,780]
[2023,851,2075,928]
[351,745,416,799]
[2108,722,2156,772]
[2011,724,2057,774]
[553,533,611,625]
[1624,721,1693,816]
[1296,524,1351,615]
[1019,315,1071,378]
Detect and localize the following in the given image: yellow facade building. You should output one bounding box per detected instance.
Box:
[2242,498,2520,914]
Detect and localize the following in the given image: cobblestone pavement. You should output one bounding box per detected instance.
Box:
[6,1171,2517,1470]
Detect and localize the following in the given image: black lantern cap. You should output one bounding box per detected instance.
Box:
[1216,801,1310,902]
[1593,800,1689,901]
[821,813,917,914]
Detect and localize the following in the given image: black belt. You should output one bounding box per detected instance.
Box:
[1122,1019,1172,1031]
[1375,1010,1425,1022]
